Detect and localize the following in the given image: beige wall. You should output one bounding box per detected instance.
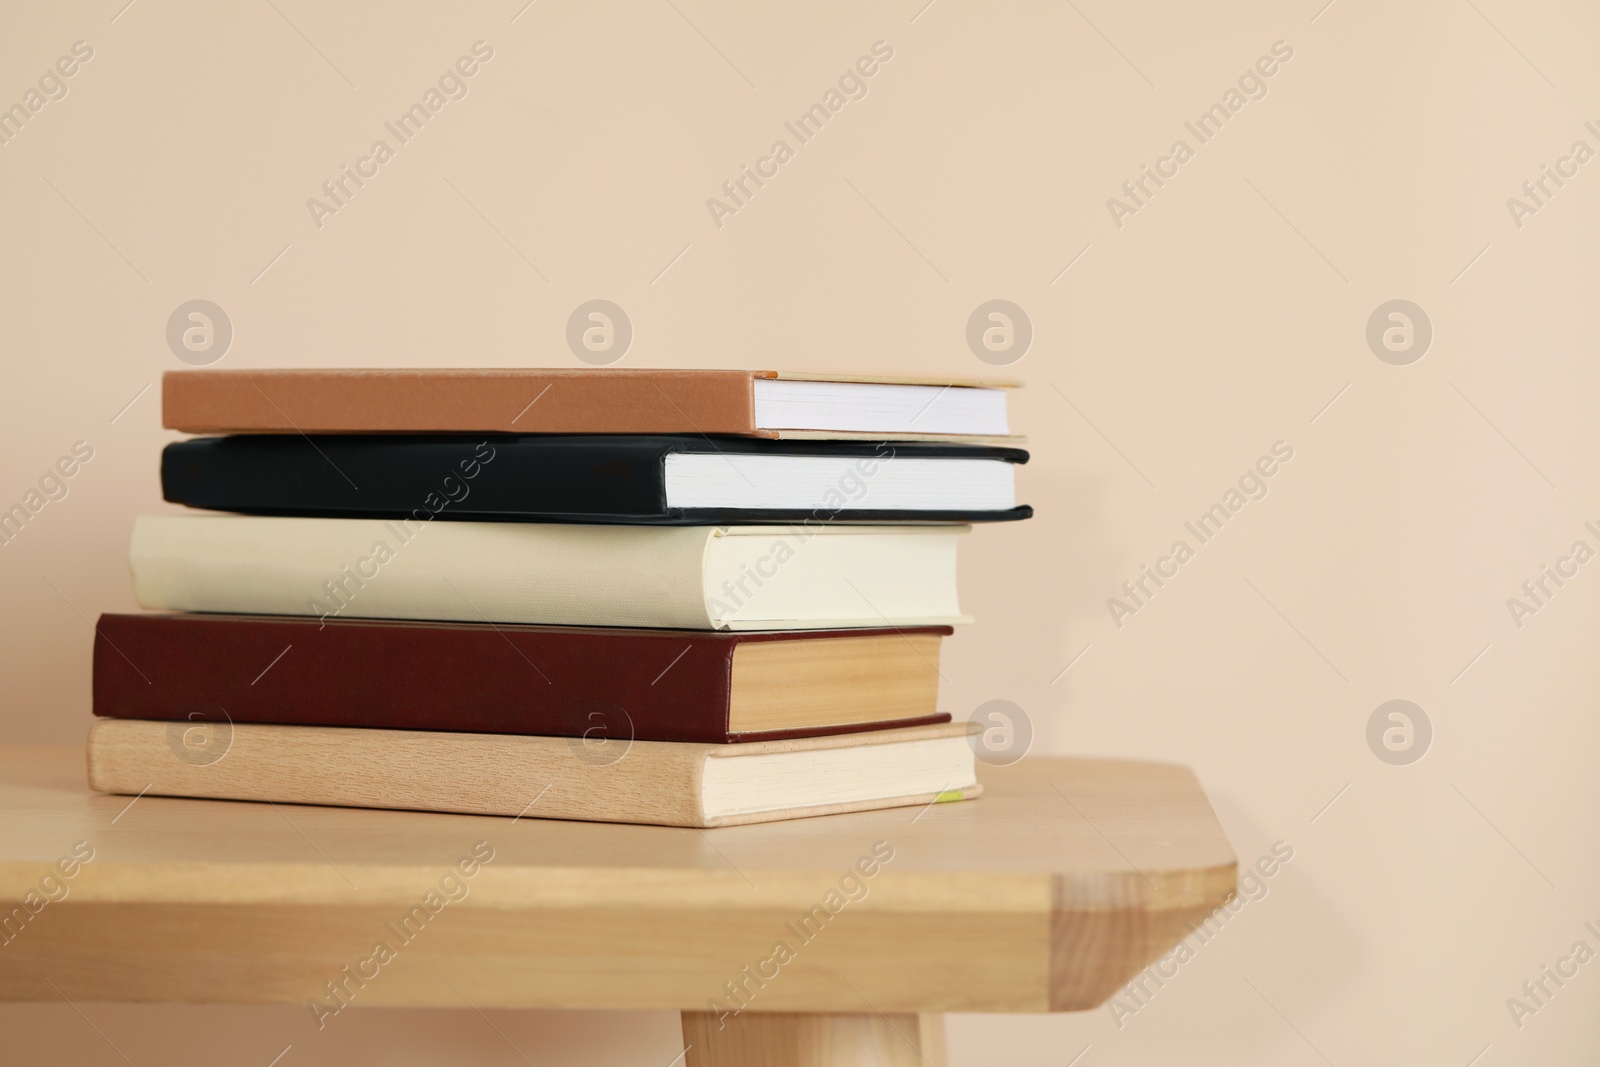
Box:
[3,0,1598,1062]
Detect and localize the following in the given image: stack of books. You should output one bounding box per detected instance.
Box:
[87,369,1031,827]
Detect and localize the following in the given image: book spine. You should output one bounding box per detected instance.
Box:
[93,613,743,743]
[128,516,717,629]
[160,435,673,523]
[162,370,760,435]
[87,719,714,827]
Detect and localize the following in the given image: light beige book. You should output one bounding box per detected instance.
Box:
[129,516,971,630]
[86,720,981,828]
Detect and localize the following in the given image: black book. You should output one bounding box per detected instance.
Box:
[162,435,1032,524]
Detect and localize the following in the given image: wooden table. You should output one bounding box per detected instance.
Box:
[0,743,1234,1066]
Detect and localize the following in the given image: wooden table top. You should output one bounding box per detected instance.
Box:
[0,743,1234,1013]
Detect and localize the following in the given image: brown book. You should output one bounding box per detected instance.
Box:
[161,369,1020,440]
[93,613,951,743]
[86,719,981,828]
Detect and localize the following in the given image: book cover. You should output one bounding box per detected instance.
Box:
[161,368,1019,440]
[86,719,982,828]
[160,434,1032,524]
[129,517,971,630]
[93,613,953,743]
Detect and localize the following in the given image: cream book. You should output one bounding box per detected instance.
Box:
[129,516,971,630]
[86,720,982,828]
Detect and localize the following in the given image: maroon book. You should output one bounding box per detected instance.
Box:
[93,613,952,744]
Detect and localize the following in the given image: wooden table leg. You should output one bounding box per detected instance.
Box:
[681,1011,947,1066]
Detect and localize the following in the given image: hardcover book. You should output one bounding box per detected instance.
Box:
[161,369,1020,441]
[93,613,953,743]
[86,719,982,828]
[160,434,1031,524]
[129,516,971,630]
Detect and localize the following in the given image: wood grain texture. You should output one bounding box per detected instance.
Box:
[0,743,1235,1012]
[682,1011,947,1066]
[728,633,942,734]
